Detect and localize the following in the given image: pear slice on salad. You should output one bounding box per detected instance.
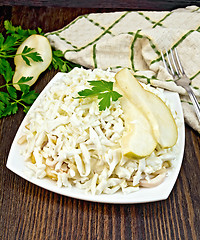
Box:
[115,68,160,143]
[13,34,52,90]
[120,95,157,158]
[144,90,178,148]
[115,68,178,148]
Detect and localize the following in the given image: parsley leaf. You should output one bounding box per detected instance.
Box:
[0,101,5,117]
[0,33,4,47]
[0,35,18,57]
[0,58,14,83]
[18,76,33,93]
[18,76,33,84]
[77,80,122,111]
[1,35,17,52]
[1,102,18,117]
[4,20,44,44]
[21,90,38,105]
[0,92,10,104]
[50,50,80,72]
[21,46,43,66]
[7,85,17,99]
[98,92,111,111]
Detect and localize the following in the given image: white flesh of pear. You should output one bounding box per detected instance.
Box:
[144,90,178,148]
[115,68,160,143]
[13,34,52,90]
[115,68,178,148]
[120,95,157,158]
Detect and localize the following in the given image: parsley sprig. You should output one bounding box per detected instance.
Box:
[4,20,43,44]
[49,50,81,72]
[0,21,43,117]
[0,60,38,117]
[20,46,43,66]
[77,80,122,111]
[0,21,80,118]
[0,33,43,65]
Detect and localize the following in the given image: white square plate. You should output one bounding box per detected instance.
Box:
[6,73,185,204]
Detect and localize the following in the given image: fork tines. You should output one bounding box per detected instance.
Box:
[161,48,185,79]
[161,47,200,123]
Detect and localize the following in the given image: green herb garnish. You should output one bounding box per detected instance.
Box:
[0,34,43,66]
[0,60,38,117]
[0,21,80,118]
[49,50,81,72]
[0,21,42,118]
[77,80,122,111]
[4,20,43,43]
[20,46,43,66]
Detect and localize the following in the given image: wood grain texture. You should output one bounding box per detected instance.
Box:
[0,5,200,240]
[0,0,200,10]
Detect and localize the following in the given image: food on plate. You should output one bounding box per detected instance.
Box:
[18,68,179,195]
[144,90,178,148]
[119,95,157,158]
[13,34,52,90]
[115,68,178,148]
[139,168,167,187]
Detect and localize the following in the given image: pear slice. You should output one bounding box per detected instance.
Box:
[115,68,178,148]
[13,34,52,90]
[115,68,160,143]
[144,90,178,148]
[120,95,157,158]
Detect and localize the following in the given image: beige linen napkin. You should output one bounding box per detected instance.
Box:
[46,6,200,133]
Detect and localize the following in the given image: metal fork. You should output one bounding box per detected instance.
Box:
[161,48,200,122]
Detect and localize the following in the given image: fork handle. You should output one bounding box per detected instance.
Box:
[185,86,200,122]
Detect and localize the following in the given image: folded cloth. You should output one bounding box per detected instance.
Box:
[46,6,200,133]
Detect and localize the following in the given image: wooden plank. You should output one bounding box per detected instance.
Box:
[0,0,199,10]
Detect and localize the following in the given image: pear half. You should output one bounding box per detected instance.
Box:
[13,34,52,90]
[120,95,157,158]
[115,68,178,148]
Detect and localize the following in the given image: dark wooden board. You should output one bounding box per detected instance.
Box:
[0,0,200,10]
